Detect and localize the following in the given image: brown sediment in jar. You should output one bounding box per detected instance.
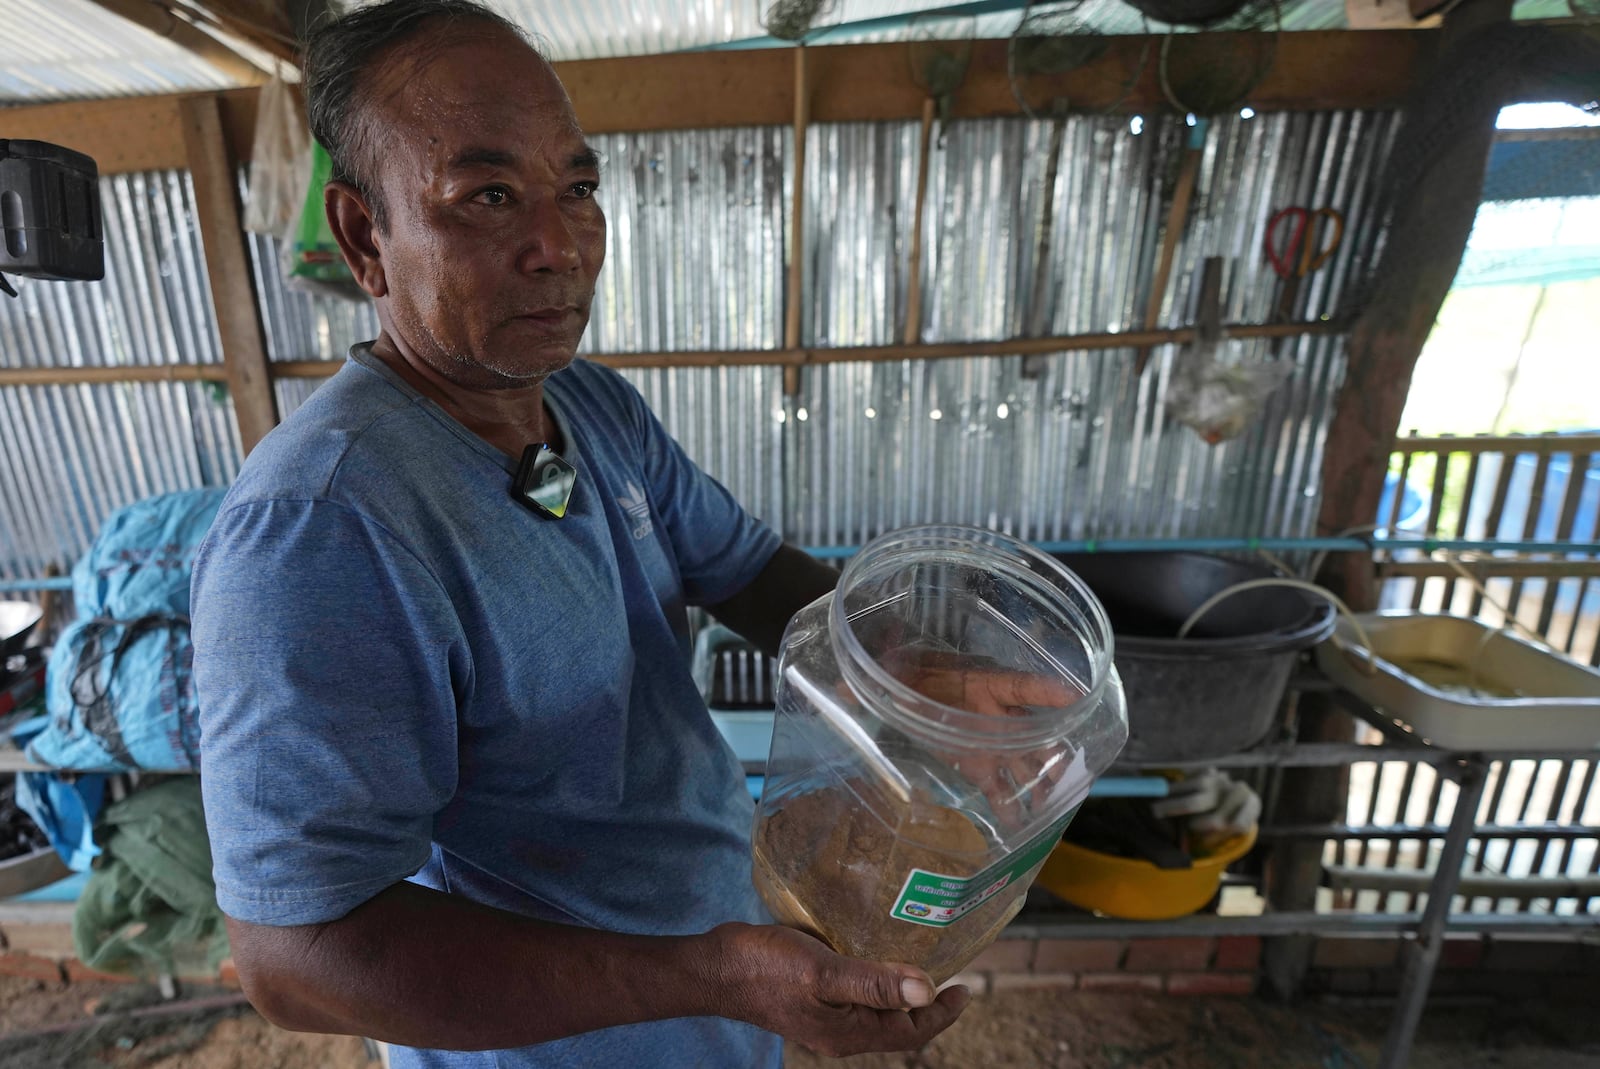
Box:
[752,784,1028,984]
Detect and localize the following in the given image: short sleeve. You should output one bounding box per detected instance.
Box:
[625,387,781,607]
[192,499,465,926]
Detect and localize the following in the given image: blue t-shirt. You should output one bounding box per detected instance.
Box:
[192,346,783,1069]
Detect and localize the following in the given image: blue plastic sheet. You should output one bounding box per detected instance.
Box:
[26,489,226,772]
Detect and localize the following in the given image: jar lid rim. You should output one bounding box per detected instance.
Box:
[830,525,1116,749]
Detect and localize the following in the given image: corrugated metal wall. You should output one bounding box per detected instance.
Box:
[1,111,1397,578]
[789,109,1398,547]
[0,171,241,581]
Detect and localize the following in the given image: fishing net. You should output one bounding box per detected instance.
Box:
[762,0,837,42]
[1339,21,1600,321]
[907,12,976,133]
[1158,0,1280,116]
[1007,0,1148,119]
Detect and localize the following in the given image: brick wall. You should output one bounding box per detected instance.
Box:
[946,932,1600,1003]
[1304,934,1600,1002]
[5,923,1595,1005]
[0,918,240,988]
[949,935,1262,997]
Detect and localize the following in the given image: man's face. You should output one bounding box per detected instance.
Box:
[360,29,605,386]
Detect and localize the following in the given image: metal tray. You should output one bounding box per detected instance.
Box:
[1316,612,1600,751]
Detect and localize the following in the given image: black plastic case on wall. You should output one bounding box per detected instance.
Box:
[0,139,104,285]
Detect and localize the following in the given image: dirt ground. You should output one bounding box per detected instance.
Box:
[4,974,1600,1068]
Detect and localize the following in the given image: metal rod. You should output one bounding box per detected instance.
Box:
[1002,906,1598,941]
[806,536,1600,559]
[8,535,1599,592]
[1260,823,1600,841]
[1380,560,1600,579]
[1327,865,1600,899]
[1379,758,1488,1069]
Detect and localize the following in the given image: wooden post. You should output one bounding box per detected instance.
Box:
[180,94,280,455]
[1020,115,1068,379]
[1313,0,1520,606]
[783,46,810,399]
[1264,0,1518,1002]
[1133,137,1203,376]
[902,97,936,347]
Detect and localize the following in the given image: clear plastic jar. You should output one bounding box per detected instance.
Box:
[752,526,1128,982]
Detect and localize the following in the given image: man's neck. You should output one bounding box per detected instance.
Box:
[367,333,564,458]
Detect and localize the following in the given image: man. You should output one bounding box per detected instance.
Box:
[190,2,968,1067]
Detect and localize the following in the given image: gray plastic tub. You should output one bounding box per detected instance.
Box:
[1052,553,1337,763]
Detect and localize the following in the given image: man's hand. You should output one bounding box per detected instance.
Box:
[885,651,1082,828]
[706,923,969,1058]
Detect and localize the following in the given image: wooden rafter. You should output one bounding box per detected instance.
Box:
[85,0,272,85]
[174,0,302,67]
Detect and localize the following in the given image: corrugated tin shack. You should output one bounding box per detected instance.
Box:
[1,2,1598,1067]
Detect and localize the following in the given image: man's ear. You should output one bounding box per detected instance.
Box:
[325,180,388,299]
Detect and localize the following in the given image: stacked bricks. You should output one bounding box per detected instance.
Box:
[946,934,1262,997]
[946,933,1600,1003]
[1303,934,1600,1002]
[0,916,241,989]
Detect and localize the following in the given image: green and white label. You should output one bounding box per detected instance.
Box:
[889,804,1081,928]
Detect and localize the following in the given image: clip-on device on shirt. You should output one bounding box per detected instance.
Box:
[512,443,577,519]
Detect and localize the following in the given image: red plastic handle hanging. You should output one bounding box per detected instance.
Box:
[1265,206,1346,279]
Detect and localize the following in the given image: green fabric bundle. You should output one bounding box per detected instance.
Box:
[72,778,229,978]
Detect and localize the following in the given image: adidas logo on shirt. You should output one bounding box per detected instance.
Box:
[618,482,653,540]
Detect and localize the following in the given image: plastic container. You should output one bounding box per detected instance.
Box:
[752,526,1128,983]
[1317,612,1600,750]
[1036,826,1257,921]
[1051,553,1337,763]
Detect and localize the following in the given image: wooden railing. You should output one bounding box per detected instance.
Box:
[1378,432,1600,666]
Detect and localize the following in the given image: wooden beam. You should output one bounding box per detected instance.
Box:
[0,365,218,387]
[1270,0,1523,1009]
[783,46,809,399]
[254,320,1344,378]
[15,25,1599,176]
[85,0,271,85]
[1314,2,1521,611]
[0,319,1345,387]
[180,0,301,67]
[902,96,935,347]
[179,94,280,454]
[1,88,259,175]
[564,31,1431,134]
[1394,432,1600,454]
[2,31,1447,177]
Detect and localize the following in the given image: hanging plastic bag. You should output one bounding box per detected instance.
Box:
[1166,256,1292,445]
[1168,353,1294,445]
[242,71,310,237]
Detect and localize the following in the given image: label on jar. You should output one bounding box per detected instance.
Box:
[888,803,1082,928]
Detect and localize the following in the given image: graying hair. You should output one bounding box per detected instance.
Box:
[302,0,541,231]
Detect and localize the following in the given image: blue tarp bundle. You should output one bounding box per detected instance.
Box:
[26,488,226,772]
